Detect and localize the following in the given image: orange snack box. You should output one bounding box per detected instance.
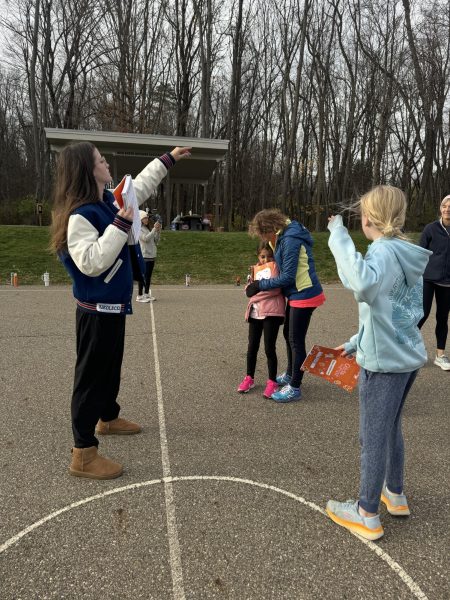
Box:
[301,344,360,392]
[252,261,277,281]
[112,176,126,208]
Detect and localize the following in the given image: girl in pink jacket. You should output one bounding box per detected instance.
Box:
[237,242,286,398]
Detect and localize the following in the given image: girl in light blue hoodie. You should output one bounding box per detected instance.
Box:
[325,185,431,541]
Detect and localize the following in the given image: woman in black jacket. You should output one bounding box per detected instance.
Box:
[418,195,450,370]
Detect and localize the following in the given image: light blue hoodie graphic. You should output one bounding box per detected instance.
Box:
[328,215,432,373]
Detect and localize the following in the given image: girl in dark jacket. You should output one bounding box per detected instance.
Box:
[418,195,450,370]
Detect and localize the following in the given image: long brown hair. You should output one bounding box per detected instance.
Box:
[50,142,100,253]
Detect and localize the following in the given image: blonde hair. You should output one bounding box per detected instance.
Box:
[440,195,450,207]
[248,209,289,237]
[355,185,409,240]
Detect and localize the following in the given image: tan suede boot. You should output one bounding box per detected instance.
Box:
[96,417,142,435]
[69,446,123,479]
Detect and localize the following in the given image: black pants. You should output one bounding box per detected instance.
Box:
[247,317,284,380]
[72,308,125,448]
[418,281,450,350]
[138,259,155,295]
[283,305,315,388]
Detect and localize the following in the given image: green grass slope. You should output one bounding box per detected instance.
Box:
[0,225,373,286]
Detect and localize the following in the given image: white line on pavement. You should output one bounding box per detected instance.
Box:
[0,476,428,600]
[150,301,186,600]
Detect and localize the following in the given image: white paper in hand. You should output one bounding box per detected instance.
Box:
[121,175,141,244]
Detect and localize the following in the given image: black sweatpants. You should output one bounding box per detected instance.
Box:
[246,316,284,381]
[138,259,155,295]
[418,281,450,350]
[71,308,125,448]
[283,304,315,388]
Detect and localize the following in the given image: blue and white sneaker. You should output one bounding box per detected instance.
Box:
[326,499,384,541]
[271,384,301,403]
[276,372,292,386]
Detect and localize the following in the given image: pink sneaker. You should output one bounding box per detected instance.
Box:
[263,379,278,398]
[237,375,255,393]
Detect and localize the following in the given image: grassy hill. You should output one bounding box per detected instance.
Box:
[0,225,374,286]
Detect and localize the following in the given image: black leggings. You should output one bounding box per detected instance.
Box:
[283,305,315,388]
[246,316,284,380]
[418,281,450,350]
[139,259,155,295]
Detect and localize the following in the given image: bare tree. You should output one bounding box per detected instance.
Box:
[0,0,449,228]
[280,0,311,213]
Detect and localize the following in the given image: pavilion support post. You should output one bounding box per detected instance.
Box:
[215,162,221,228]
[165,172,172,227]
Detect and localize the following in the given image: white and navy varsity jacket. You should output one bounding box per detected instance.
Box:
[60,153,175,315]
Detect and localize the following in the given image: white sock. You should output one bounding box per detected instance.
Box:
[386,485,402,496]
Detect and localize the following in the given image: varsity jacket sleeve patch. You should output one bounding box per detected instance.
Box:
[68,213,130,277]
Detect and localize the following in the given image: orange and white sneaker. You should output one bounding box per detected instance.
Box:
[326,499,384,541]
[381,485,410,516]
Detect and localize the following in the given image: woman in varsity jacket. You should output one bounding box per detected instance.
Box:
[51,142,191,480]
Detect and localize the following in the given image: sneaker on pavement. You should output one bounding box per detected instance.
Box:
[326,499,384,541]
[271,384,301,403]
[237,375,255,393]
[146,294,156,301]
[381,485,410,516]
[136,294,150,303]
[434,355,450,370]
[276,372,292,385]
[263,379,278,398]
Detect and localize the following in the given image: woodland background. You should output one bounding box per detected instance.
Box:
[0,0,449,230]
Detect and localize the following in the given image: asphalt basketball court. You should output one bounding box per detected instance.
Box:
[0,284,448,599]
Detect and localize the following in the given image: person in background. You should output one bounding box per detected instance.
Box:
[417,195,450,370]
[247,209,325,402]
[50,142,191,480]
[237,241,285,399]
[136,211,161,303]
[326,185,431,540]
